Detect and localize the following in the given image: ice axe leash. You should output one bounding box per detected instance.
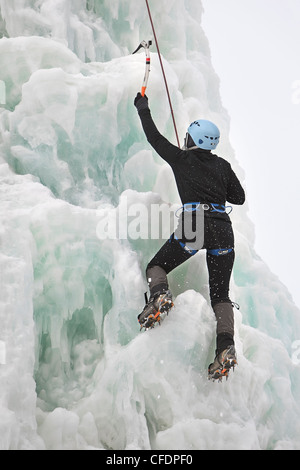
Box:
[133,0,181,148]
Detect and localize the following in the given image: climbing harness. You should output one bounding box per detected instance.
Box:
[172,202,234,257]
[170,234,232,258]
[175,202,233,218]
[133,40,152,97]
[210,203,233,214]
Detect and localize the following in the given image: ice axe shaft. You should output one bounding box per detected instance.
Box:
[133,40,152,96]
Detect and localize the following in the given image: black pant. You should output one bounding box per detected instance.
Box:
[147,215,234,303]
[146,214,235,352]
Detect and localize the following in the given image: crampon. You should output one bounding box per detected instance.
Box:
[138,291,174,331]
[208,345,237,382]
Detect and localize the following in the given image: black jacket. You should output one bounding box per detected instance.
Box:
[138,108,245,208]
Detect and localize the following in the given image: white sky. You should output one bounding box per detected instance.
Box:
[201,0,300,309]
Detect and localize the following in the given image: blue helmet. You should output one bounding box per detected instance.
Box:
[187,119,220,150]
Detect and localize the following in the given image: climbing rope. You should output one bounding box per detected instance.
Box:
[144,0,181,148]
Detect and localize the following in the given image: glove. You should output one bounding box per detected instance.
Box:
[134,92,149,112]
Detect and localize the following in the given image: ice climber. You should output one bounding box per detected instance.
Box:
[134,92,245,381]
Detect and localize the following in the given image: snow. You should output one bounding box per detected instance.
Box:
[0,0,300,450]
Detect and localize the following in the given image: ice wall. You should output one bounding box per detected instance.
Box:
[0,0,300,450]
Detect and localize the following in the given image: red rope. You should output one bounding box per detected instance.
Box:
[145,0,181,148]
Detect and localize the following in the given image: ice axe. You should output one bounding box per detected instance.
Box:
[132,40,152,97]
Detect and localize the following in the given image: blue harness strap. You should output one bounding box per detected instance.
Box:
[171,234,198,256]
[175,202,233,218]
[207,248,233,256]
[211,203,230,213]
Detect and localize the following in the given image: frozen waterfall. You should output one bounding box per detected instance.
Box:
[0,0,300,451]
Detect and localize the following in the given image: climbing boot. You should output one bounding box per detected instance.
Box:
[138,290,173,330]
[208,345,237,381]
